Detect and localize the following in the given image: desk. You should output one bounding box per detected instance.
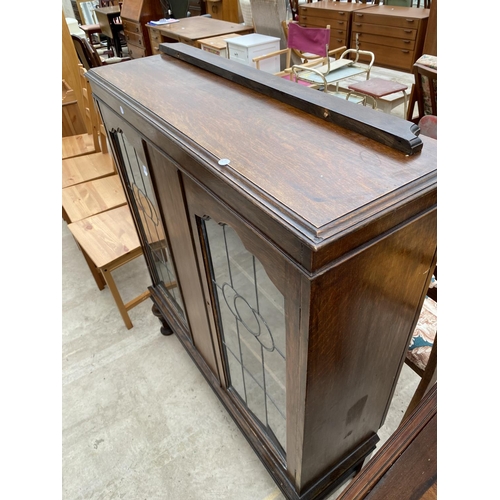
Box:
[95,5,124,57]
[146,17,254,55]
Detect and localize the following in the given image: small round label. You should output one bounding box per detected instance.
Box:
[218,158,231,166]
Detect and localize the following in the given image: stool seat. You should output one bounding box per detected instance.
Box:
[347,78,408,115]
[348,78,408,98]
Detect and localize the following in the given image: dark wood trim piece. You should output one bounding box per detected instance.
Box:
[160,43,423,156]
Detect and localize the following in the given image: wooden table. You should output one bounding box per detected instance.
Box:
[146,16,254,55]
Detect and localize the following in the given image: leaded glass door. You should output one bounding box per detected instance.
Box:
[109,127,186,326]
[200,217,287,454]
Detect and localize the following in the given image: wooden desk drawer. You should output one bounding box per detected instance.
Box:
[352,22,417,40]
[300,16,347,31]
[150,42,162,55]
[353,11,421,29]
[299,6,349,22]
[125,30,144,47]
[353,39,415,72]
[353,32,415,50]
[127,43,147,59]
[149,28,161,44]
[122,19,141,34]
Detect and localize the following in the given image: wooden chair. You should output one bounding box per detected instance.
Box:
[290,31,374,96]
[62,174,127,223]
[406,54,437,123]
[62,66,116,188]
[401,270,437,423]
[253,23,347,87]
[62,63,101,160]
[68,204,151,330]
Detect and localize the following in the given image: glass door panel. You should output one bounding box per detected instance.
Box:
[201,218,287,453]
[112,130,186,321]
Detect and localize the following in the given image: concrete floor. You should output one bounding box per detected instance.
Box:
[62,64,422,500]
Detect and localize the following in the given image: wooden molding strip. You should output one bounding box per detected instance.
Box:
[160,43,423,156]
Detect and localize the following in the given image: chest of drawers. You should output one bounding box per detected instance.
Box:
[121,0,164,58]
[299,1,368,51]
[351,5,429,72]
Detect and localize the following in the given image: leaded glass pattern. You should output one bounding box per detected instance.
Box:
[202,218,287,453]
[114,132,185,320]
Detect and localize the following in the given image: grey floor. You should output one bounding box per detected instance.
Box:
[62,65,422,500]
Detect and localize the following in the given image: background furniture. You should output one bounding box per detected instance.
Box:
[88,47,436,500]
[406,54,437,123]
[298,1,369,52]
[351,5,430,72]
[62,65,116,188]
[336,384,437,500]
[203,0,240,22]
[418,114,437,139]
[346,77,408,115]
[249,0,288,67]
[199,33,241,57]
[95,5,125,57]
[226,33,281,73]
[402,268,437,423]
[121,0,164,58]
[146,16,253,55]
[291,38,374,98]
[253,22,346,81]
[62,80,87,137]
[68,205,151,329]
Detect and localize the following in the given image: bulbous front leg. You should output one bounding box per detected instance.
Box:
[151,304,173,336]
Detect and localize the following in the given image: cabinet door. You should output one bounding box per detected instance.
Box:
[99,106,187,329]
[182,174,303,461]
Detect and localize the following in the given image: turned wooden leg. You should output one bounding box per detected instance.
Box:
[152,304,173,336]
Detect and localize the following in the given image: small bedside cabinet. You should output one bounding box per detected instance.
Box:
[226,33,281,73]
[199,33,241,58]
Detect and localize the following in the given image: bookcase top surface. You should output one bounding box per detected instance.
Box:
[90,54,436,240]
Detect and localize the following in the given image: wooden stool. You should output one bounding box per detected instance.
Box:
[346,78,408,116]
[68,205,151,329]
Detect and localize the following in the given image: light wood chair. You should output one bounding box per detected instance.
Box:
[68,204,151,329]
[62,174,127,223]
[62,66,116,188]
[62,64,101,160]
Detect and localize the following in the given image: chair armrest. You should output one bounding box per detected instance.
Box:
[291,64,328,87]
[252,48,290,70]
[327,46,347,59]
[340,48,375,68]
